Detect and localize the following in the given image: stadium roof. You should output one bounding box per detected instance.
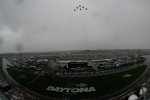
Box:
[58,60,88,63]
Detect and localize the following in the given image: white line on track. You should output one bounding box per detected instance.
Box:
[26,76,40,86]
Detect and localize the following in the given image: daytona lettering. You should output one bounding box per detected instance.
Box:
[46,86,96,93]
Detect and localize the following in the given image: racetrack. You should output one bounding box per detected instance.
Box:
[6,64,147,100]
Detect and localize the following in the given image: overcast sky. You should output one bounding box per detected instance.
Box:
[0,0,150,53]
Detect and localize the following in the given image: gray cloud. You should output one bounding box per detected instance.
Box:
[0,0,150,53]
[15,0,25,5]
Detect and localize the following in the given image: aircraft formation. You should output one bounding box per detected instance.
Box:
[74,4,88,11]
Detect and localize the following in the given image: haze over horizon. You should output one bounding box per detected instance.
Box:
[0,0,150,53]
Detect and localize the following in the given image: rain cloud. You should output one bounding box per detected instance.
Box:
[0,0,150,53]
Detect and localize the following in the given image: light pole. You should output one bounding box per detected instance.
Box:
[142,86,146,100]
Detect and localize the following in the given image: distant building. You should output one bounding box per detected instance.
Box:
[135,49,143,59]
